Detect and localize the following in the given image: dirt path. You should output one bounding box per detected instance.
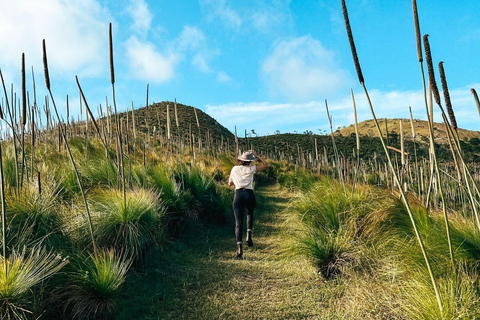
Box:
[117,183,325,320]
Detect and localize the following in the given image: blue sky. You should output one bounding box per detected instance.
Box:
[1,0,479,136]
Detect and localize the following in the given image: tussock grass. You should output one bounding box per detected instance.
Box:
[0,247,67,319]
[290,177,384,278]
[133,164,196,233]
[63,248,131,319]
[90,188,165,259]
[3,180,65,252]
[399,267,480,320]
[288,175,480,318]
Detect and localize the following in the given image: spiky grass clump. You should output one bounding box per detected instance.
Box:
[53,164,80,199]
[277,169,318,192]
[363,198,480,275]
[91,188,165,258]
[4,180,66,251]
[78,156,117,189]
[0,248,67,319]
[177,164,215,199]
[135,164,196,233]
[290,178,381,277]
[177,164,230,224]
[299,225,358,278]
[64,249,131,319]
[399,266,480,320]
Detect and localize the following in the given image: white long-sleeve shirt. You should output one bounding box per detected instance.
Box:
[228,165,256,190]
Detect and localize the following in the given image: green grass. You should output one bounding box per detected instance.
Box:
[63,248,132,319]
[112,183,332,319]
[90,188,165,259]
[0,247,68,319]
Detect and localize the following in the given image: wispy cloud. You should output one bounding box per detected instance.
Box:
[205,84,480,136]
[200,0,292,35]
[217,71,233,83]
[199,0,242,29]
[177,26,219,73]
[127,0,153,36]
[261,35,353,101]
[125,36,178,83]
[248,1,293,34]
[178,26,206,50]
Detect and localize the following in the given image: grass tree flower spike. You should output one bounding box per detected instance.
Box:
[412,0,423,63]
[472,88,480,117]
[341,0,364,84]
[423,35,441,106]
[341,0,443,315]
[439,61,457,131]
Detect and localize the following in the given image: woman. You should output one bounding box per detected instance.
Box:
[228,150,270,259]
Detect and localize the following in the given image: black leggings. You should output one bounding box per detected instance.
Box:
[233,189,256,243]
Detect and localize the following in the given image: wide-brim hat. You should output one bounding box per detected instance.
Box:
[238,151,257,162]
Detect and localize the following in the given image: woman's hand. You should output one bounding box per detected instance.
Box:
[251,150,270,172]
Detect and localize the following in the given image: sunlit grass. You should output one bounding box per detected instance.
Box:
[64,248,131,319]
[0,247,68,319]
[90,188,165,259]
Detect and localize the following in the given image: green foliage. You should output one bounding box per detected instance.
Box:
[133,164,196,233]
[63,249,131,319]
[90,189,165,259]
[290,178,381,277]
[4,181,67,252]
[277,168,318,192]
[0,247,68,319]
[400,267,480,320]
[177,164,228,224]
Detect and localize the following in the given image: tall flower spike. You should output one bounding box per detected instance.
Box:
[423,34,441,106]
[109,23,115,85]
[439,62,457,130]
[471,88,480,117]
[412,0,423,63]
[341,0,364,84]
[21,53,26,126]
[42,39,50,90]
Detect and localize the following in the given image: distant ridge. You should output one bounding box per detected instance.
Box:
[336,118,480,145]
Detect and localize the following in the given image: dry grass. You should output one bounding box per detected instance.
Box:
[337,119,480,144]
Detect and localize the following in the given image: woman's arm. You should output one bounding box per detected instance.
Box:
[251,151,270,172]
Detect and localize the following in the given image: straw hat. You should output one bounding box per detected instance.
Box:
[238,151,257,162]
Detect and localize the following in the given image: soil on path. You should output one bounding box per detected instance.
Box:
[117,183,325,320]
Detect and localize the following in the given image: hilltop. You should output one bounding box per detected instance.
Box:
[91,102,480,162]
[116,101,234,141]
[337,118,480,144]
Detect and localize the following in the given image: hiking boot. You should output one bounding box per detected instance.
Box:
[236,242,243,260]
[246,229,253,247]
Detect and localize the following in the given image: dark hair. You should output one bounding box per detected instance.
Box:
[237,160,251,166]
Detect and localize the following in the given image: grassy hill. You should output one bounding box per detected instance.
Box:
[116,101,234,141]
[108,103,480,162]
[337,118,480,144]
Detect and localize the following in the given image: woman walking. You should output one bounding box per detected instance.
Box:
[228,150,270,259]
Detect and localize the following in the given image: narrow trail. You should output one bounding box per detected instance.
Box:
[118,183,325,320]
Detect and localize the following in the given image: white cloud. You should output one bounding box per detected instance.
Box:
[127,0,153,36]
[261,35,353,101]
[248,1,292,34]
[199,0,242,29]
[125,36,178,83]
[217,71,232,83]
[0,0,111,78]
[206,101,326,135]
[205,84,480,136]
[178,26,206,50]
[176,26,219,73]
[192,54,211,73]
